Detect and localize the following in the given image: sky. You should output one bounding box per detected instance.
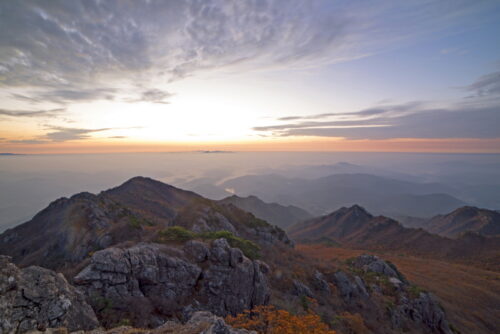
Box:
[0,0,499,153]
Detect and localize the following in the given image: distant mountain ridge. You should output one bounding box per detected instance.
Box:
[219,195,312,228]
[288,205,500,269]
[221,172,467,217]
[400,206,500,238]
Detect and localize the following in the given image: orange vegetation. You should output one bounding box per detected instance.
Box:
[298,244,500,334]
[226,305,336,334]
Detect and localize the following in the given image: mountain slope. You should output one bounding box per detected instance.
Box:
[288,205,500,268]
[219,195,312,228]
[422,206,500,238]
[0,176,291,269]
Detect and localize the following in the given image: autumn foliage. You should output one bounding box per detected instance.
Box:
[226,305,336,334]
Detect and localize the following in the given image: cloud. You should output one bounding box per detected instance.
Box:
[7,139,48,144]
[108,136,127,139]
[0,0,494,106]
[254,97,500,140]
[31,88,117,104]
[43,126,113,142]
[275,101,423,122]
[126,89,173,104]
[465,71,500,97]
[0,108,65,118]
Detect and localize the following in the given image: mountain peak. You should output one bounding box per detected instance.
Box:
[332,204,372,220]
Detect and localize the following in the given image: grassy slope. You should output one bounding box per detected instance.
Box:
[298,244,500,334]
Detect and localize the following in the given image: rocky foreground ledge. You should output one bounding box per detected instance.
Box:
[0,255,99,333]
[23,312,254,334]
[1,245,453,334]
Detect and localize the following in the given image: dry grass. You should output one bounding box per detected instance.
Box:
[298,244,500,334]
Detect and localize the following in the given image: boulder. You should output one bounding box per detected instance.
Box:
[333,271,369,302]
[0,255,99,333]
[351,255,408,283]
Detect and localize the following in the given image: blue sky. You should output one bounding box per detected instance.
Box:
[0,0,499,152]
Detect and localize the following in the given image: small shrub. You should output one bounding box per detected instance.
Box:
[339,312,369,334]
[226,305,336,334]
[157,227,261,259]
[300,295,309,311]
[199,230,261,260]
[129,216,142,229]
[408,285,426,299]
[157,226,195,242]
[116,318,131,327]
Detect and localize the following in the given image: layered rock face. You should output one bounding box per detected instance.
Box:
[74,239,270,327]
[0,255,99,333]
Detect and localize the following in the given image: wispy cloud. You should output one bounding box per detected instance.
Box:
[276,101,423,122]
[125,89,173,104]
[43,126,113,142]
[0,0,494,106]
[257,104,499,139]
[465,71,500,97]
[0,108,65,118]
[255,71,500,141]
[7,139,48,144]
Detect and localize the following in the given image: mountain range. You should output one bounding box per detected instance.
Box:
[0,176,497,333]
[219,195,312,228]
[288,205,500,269]
[220,173,467,217]
[399,206,500,238]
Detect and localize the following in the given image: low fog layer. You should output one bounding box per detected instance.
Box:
[1,152,499,232]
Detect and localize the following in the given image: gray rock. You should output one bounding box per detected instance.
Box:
[0,255,99,333]
[74,240,270,325]
[292,280,314,298]
[183,240,209,263]
[391,293,452,334]
[351,254,408,283]
[312,271,330,294]
[333,271,369,302]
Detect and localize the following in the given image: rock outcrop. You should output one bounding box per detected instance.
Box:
[341,254,452,334]
[351,254,408,284]
[391,293,451,334]
[74,239,270,327]
[0,255,99,333]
